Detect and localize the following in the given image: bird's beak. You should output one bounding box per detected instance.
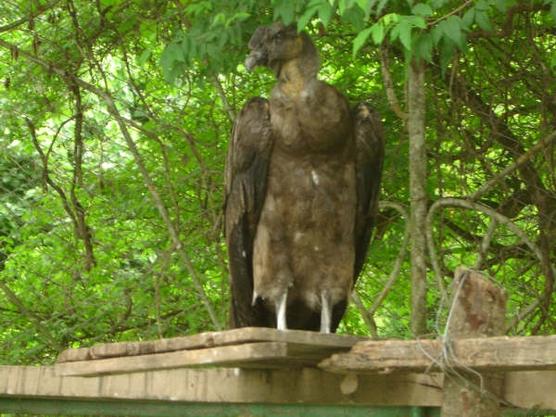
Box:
[245,49,267,71]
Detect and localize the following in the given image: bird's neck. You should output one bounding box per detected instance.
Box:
[277,59,317,99]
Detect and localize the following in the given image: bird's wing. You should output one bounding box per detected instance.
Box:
[353,103,385,280]
[224,97,274,328]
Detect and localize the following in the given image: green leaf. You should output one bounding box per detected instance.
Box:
[392,22,412,50]
[462,8,475,28]
[229,11,250,24]
[370,21,385,44]
[494,0,512,13]
[400,25,412,51]
[551,1,556,24]
[352,26,373,56]
[185,2,213,17]
[297,6,318,31]
[431,25,443,45]
[412,3,433,17]
[442,15,463,47]
[550,52,556,69]
[163,42,185,64]
[475,11,492,31]
[439,38,455,75]
[389,21,400,41]
[406,15,427,29]
[414,32,433,62]
[475,0,489,12]
[318,1,334,26]
[431,0,448,7]
[338,0,355,15]
[382,13,400,26]
[136,49,152,66]
[210,13,226,28]
[376,0,388,14]
[273,0,296,25]
[118,14,137,32]
[341,5,366,31]
[100,0,121,6]
[355,0,372,16]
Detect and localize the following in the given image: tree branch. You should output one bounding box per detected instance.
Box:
[428,0,473,27]
[426,197,556,330]
[0,0,62,34]
[69,82,96,270]
[449,74,556,329]
[212,76,236,123]
[469,129,556,201]
[0,37,222,329]
[379,46,407,122]
[368,201,410,317]
[25,117,78,230]
[0,281,63,351]
[350,291,378,338]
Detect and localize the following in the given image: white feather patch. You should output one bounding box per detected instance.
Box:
[311,170,320,186]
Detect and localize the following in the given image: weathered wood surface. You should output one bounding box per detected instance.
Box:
[2,365,556,410]
[319,334,556,373]
[59,321,556,377]
[1,365,443,406]
[56,341,355,376]
[440,268,506,417]
[57,327,364,363]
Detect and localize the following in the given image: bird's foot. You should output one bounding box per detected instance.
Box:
[320,291,331,333]
[276,290,288,330]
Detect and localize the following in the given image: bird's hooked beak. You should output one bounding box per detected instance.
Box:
[244,49,267,72]
[244,25,273,71]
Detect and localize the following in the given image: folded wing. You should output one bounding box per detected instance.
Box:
[224,97,274,328]
[353,103,385,281]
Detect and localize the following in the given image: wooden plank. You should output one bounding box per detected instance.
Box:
[319,334,556,373]
[56,341,353,376]
[57,327,363,363]
[1,366,555,410]
[56,342,289,376]
[0,365,443,406]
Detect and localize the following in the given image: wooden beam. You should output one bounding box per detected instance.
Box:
[57,327,362,363]
[56,341,359,377]
[0,365,443,407]
[1,366,555,410]
[319,334,556,373]
[57,342,290,376]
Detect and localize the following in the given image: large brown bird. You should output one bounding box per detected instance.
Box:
[224,23,384,333]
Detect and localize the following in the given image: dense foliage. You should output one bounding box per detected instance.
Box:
[0,0,555,365]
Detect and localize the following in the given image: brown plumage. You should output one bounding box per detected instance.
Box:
[224,23,384,332]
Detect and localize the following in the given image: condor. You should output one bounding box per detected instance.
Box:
[224,23,384,333]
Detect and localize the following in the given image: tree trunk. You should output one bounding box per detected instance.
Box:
[407,59,428,336]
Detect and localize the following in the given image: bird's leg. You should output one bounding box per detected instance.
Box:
[320,291,331,333]
[276,290,288,330]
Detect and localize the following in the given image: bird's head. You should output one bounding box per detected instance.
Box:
[245,23,319,78]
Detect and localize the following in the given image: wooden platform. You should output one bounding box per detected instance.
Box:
[6,270,555,416]
[2,366,556,412]
[56,327,363,376]
[0,327,553,415]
